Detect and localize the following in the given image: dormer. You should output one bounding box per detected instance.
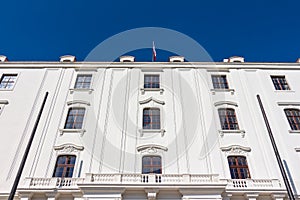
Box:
[60,55,76,62]
[223,56,245,63]
[120,55,135,62]
[0,55,8,62]
[169,56,184,62]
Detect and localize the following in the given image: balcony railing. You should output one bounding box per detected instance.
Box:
[224,179,282,189]
[21,174,282,190]
[89,173,220,184]
[23,177,85,189]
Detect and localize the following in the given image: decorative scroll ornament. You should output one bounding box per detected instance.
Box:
[54,143,84,153]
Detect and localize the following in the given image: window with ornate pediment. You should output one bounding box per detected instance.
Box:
[64,108,85,129]
[53,155,76,178]
[228,156,251,179]
[218,108,239,130]
[142,156,162,174]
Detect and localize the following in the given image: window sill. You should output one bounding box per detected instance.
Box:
[139,129,165,137]
[211,89,235,95]
[274,90,295,93]
[69,88,94,94]
[288,130,300,134]
[59,128,86,136]
[0,88,14,91]
[218,129,245,138]
[140,88,164,95]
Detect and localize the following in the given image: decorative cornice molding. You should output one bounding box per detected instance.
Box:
[137,144,168,153]
[277,102,300,106]
[220,145,251,155]
[54,143,84,153]
[139,97,165,105]
[214,101,238,107]
[67,100,90,106]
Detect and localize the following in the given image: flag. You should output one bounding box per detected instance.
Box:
[152,41,157,61]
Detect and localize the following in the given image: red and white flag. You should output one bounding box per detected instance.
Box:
[152,41,157,61]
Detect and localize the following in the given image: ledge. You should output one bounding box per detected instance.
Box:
[0,100,9,104]
[288,130,300,134]
[69,88,94,94]
[218,130,246,138]
[274,90,295,93]
[211,89,235,95]
[140,88,164,95]
[139,129,165,137]
[59,129,86,136]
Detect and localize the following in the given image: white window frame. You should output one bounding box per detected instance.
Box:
[0,73,19,91]
[59,101,90,136]
[214,101,245,137]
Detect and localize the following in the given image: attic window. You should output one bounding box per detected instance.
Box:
[60,55,76,62]
[0,55,8,62]
[226,56,244,63]
[169,56,184,62]
[120,56,135,62]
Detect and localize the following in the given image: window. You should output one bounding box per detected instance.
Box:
[228,156,250,179]
[218,108,239,130]
[211,75,229,89]
[144,75,160,88]
[0,74,17,89]
[142,156,162,174]
[75,74,92,89]
[271,76,290,90]
[64,108,85,129]
[143,108,160,129]
[53,155,76,178]
[285,109,300,130]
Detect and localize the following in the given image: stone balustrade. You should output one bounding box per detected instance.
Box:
[224,179,282,189]
[21,174,282,190]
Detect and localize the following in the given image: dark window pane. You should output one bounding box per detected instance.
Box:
[285,109,300,130]
[75,74,92,89]
[53,155,76,178]
[143,108,160,129]
[142,156,162,174]
[227,156,250,179]
[211,75,229,89]
[64,108,85,129]
[144,75,160,88]
[271,76,290,90]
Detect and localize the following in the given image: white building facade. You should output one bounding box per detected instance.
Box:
[0,55,299,200]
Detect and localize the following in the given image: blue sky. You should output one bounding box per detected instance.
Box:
[0,0,299,62]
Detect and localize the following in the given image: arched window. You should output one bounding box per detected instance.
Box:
[218,108,239,130]
[143,108,160,129]
[285,109,300,130]
[53,155,76,178]
[142,156,162,174]
[64,108,85,129]
[228,156,250,179]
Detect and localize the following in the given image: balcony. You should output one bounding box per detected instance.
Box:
[224,179,282,190]
[89,173,220,184]
[20,174,283,191]
[22,177,85,189]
